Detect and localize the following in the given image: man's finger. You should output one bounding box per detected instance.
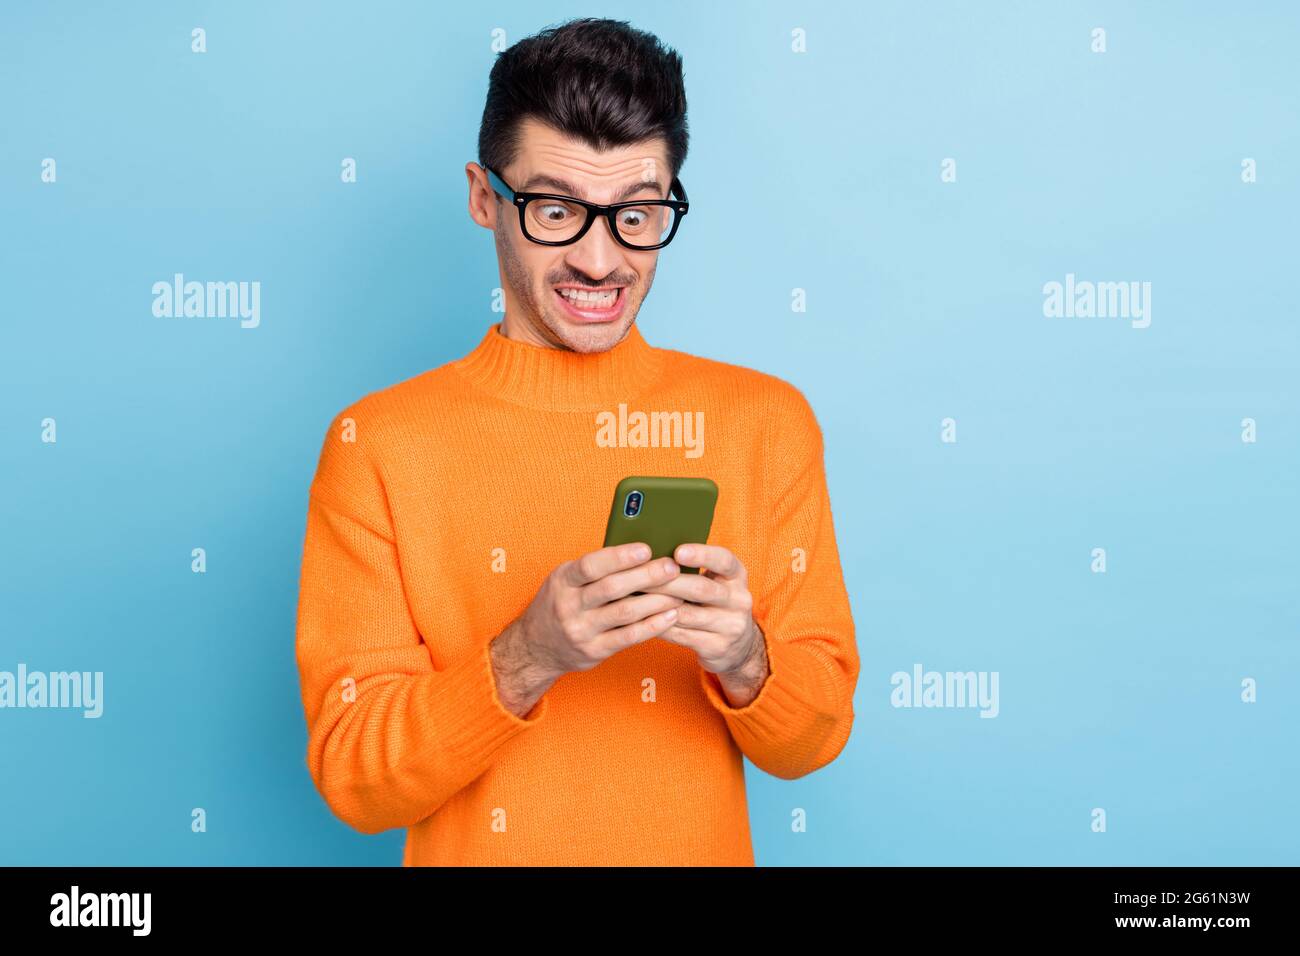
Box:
[581,556,680,608]
[598,605,680,653]
[656,624,720,654]
[591,592,683,633]
[641,573,730,606]
[564,542,653,586]
[674,543,744,580]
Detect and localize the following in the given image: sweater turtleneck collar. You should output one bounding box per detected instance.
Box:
[451,321,667,412]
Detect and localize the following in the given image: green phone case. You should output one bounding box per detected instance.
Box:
[603,476,718,573]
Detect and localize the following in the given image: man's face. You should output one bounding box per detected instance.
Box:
[468,116,673,353]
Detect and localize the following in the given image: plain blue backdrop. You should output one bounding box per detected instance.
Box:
[1,1,1297,865]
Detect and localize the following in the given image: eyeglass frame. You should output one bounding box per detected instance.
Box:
[483,164,689,250]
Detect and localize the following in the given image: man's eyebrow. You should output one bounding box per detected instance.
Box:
[520,174,666,202]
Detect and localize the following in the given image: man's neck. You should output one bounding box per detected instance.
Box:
[500,312,563,349]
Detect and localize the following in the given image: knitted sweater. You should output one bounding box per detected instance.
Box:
[294,321,859,865]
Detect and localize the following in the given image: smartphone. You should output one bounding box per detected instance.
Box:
[603,476,718,574]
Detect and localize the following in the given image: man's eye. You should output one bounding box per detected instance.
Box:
[539,204,571,221]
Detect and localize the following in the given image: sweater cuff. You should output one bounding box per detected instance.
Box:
[424,639,550,764]
[697,632,839,742]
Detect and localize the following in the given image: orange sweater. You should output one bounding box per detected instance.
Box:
[294,321,859,865]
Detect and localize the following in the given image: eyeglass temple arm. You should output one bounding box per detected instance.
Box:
[671,176,689,210]
[485,166,517,202]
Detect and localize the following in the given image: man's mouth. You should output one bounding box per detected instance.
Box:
[553,285,628,322]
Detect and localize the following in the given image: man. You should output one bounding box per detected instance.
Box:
[295,17,858,866]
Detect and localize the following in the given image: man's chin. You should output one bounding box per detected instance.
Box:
[544,310,634,354]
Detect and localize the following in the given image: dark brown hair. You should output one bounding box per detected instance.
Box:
[478,18,689,182]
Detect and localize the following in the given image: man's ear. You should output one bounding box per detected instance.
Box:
[466,163,496,231]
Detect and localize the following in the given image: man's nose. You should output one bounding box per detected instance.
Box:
[563,216,626,280]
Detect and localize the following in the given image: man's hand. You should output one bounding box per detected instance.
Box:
[489,542,683,717]
[643,543,771,709]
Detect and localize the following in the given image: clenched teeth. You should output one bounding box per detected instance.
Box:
[558,288,619,306]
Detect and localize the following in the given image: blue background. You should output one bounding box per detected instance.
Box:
[1,1,1296,865]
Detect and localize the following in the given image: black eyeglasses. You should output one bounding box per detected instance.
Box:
[485,164,689,250]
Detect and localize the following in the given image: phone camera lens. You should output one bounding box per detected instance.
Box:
[625,491,642,517]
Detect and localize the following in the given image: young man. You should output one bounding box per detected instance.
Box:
[295,17,858,866]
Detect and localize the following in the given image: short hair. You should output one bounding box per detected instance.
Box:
[478,18,689,183]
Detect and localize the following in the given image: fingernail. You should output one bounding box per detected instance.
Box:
[635,544,651,560]
[677,546,693,561]
[665,608,678,620]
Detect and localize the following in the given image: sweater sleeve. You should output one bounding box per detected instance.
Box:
[697,383,859,779]
[294,413,548,834]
